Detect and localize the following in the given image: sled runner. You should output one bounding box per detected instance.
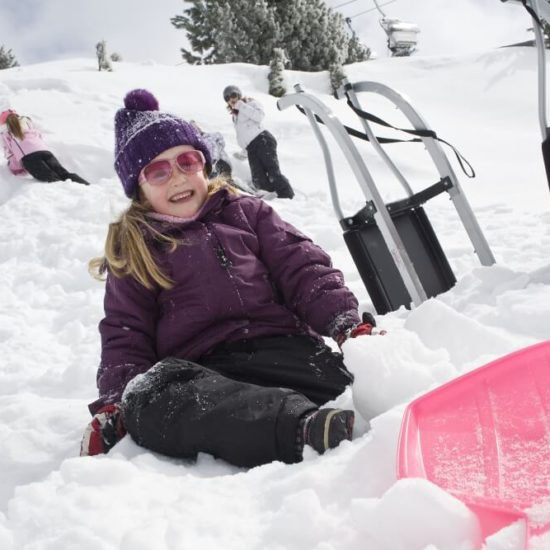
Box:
[397,340,550,548]
[277,82,494,314]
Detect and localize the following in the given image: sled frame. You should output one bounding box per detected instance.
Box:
[277,82,494,312]
[338,79,495,267]
[278,84,427,308]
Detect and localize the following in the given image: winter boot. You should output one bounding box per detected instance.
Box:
[275,181,295,199]
[302,408,354,455]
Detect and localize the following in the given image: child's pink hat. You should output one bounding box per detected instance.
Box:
[0,110,15,125]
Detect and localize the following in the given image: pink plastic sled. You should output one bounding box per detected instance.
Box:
[397,340,550,548]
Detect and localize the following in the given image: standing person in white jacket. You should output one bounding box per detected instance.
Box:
[223,85,294,199]
[0,110,89,185]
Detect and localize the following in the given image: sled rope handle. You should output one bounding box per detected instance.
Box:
[343,93,475,178]
[294,99,475,179]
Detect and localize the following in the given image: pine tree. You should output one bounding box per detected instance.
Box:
[213,0,279,65]
[347,34,370,64]
[172,0,370,70]
[328,63,346,95]
[171,1,224,64]
[0,45,19,70]
[344,17,371,63]
[271,0,362,98]
[268,48,289,97]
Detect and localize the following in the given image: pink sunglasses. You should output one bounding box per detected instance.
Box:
[139,150,206,186]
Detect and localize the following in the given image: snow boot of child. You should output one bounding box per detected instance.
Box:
[302,408,354,455]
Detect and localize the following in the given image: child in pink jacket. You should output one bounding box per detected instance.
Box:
[0,110,89,185]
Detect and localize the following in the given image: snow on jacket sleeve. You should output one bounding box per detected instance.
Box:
[91,272,160,414]
[1,131,25,175]
[1,131,12,163]
[250,199,360,337]
[236,99,264,124]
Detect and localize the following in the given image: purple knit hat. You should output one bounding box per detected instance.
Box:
[114,89,212,198]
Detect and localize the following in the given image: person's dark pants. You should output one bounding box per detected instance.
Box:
[246,131,294,198]
[121,335,353,468]
[22,151,90,185]
[214,159,232,179]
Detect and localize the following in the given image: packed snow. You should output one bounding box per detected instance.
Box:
[0,46,549,550]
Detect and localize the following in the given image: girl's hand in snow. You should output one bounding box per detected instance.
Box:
[335,312,387,348]
[80,403,126,456]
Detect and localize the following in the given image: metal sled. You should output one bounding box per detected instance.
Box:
[277,82,495,314]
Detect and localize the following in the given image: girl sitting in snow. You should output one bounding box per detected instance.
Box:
[0,110,89,185]
[81,89,379,468]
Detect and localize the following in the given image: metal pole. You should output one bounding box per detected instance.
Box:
[532,0,550,138]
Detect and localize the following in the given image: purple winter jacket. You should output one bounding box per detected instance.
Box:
[90,188,360,413]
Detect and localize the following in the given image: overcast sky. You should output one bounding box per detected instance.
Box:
[0,0,535,66]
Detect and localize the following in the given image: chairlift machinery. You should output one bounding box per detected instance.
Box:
[372,0,420,57]
[379,18,420,57]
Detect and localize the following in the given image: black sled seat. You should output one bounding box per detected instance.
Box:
[278,80,495,314]
[342,179,456,314]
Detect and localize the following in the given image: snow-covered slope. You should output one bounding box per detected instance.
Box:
[0,49,549,549]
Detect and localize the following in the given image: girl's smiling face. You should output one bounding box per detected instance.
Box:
[138,145,209,218]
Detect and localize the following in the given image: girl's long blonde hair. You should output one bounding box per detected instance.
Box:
[6,113,26,140]
[89,177,236,290]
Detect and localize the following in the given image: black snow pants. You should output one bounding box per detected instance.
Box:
[121,335,353,468]
[22,151,90,185]
[213,158,232,179]
[246,131,294,198]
